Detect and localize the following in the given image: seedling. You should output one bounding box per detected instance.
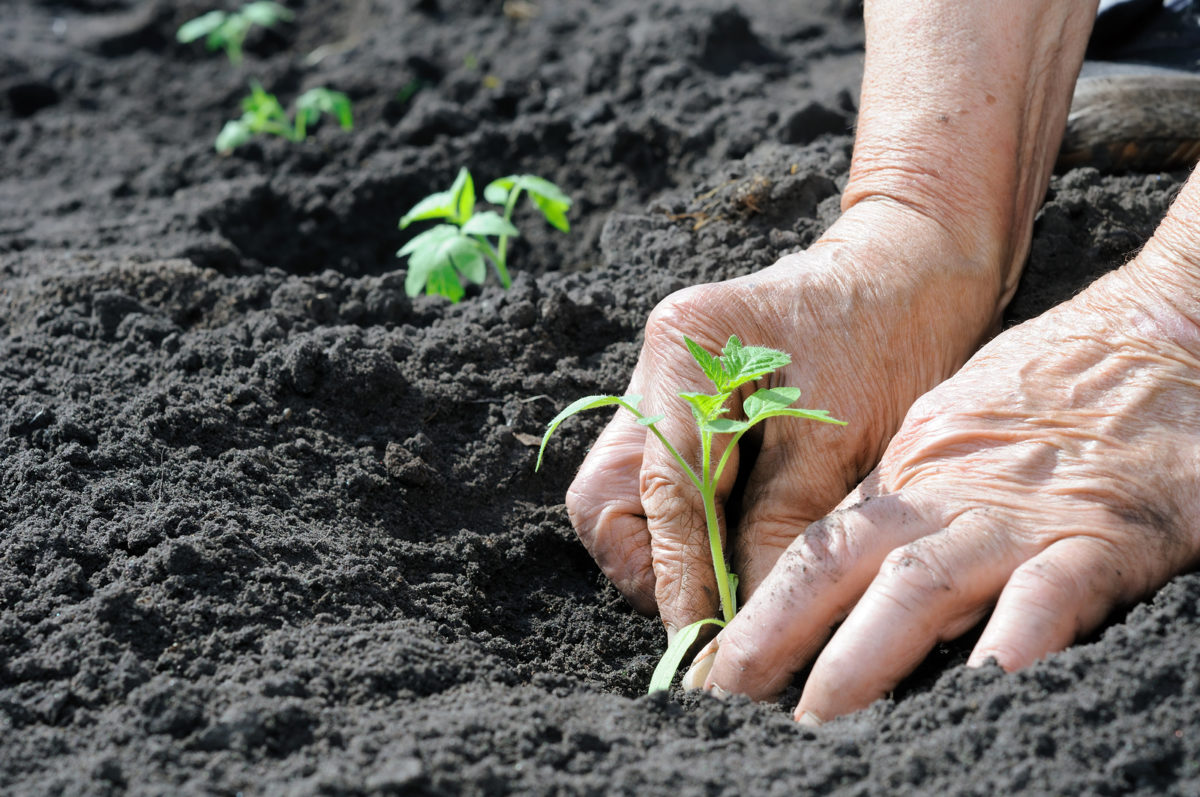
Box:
[177,2,294,65]
[537,335,846,692]
[398,167,571,302]
[216,83,353,152]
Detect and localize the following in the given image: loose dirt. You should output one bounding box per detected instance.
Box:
[3,1,1198,794]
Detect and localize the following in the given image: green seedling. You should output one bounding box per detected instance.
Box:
[177,2,294,65]
[216,83,353,153]
[537,335,846,693]
[398,167,571,302]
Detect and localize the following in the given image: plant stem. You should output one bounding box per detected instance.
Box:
[493,187,522,289]
[703,485,734,623]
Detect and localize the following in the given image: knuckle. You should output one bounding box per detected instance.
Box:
[643,286,725,352]
[715,632,768,681]
[879,541,957,602]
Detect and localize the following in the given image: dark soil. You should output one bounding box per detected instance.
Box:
[2,1,1198,794]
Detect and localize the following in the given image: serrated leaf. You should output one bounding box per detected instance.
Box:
[536,394,643,470]
[637,413,665,426]
[679,391,730,426]
[215,119,252,152]
[718,336,792,392]
[177,10,227,42]
[400,190,457,228]
[648,617,725,693]
[450,167,475,224]
[743,387,801,422]
[684,337,725,390]
[241,1,294,25]
[461,211,519,238]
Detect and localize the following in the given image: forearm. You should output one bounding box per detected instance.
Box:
[846,0,1099,301]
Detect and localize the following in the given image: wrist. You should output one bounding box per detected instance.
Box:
[1117,178,1200,351]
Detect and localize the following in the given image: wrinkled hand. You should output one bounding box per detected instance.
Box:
[690,261,1200,723]
[566,200,1006,637]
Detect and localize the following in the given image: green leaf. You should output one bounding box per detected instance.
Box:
[483,180,511,205]
[397,223,457,257]
[727,572,739,615]
[450,167,475,224]
[531,193,571,232]
[648,617,726,693]
[684,337,725,390]
[241,1,294,26]
[177,10,228,43]
[718,335,792,392]
[447,241,487,285]
[743,407,847,426]
[400,190,457,228]
[703,418,750,434]
[215,119,253,152]
[679,391,730,426]
[508,174,572,205]
[743,387,801,422]
[637,413,666,426]
[399,225,489,300]
[460,211,520,238]
[536,394,643,471]
[740,386,845,428]
[295,88,354,130]
[485,174,573,231]
[425,263,465,303]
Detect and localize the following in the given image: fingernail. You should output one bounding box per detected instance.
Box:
[681,647,716,691]
[665,623,678,645]
[795,710,824,728]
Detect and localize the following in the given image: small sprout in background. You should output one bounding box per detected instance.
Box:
[398,167,571,302]
[537,335,846,693]
[395,78,424,106]
[216,83,353,153]
[177,2,294,65]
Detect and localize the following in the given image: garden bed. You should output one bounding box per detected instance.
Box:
[2,0,1198,793]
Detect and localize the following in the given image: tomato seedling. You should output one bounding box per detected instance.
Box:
[537,335,846,692]
[398,168,571,302]
[216,83,353,153]
[177,2,294,65]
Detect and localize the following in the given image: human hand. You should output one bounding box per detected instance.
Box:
[688,258,1200,723]
[565,200,1008,637]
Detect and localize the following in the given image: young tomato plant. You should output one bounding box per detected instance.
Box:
[398,168,571,302]
[177,2,294,65]
[537,335,846,692]
[216,83,353,153]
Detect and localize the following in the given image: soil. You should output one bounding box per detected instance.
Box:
[2,1,1199,794]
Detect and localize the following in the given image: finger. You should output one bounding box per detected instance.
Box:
[794,509,1022,723]
[966,535,1137,671]
[733,426,855,600]
[698,489,940,699]
[566,409,656,614]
